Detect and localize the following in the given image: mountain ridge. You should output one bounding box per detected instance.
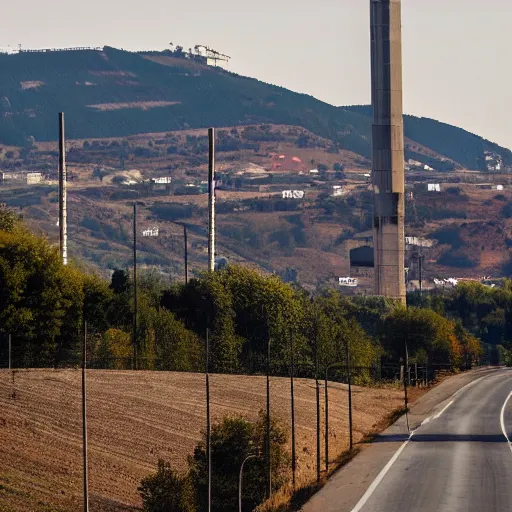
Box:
[0,46,510,170]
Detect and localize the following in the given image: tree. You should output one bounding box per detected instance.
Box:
[188,413,289,512]
[0,227,85,366]
[139,460,196,512]
[0,205,18,232]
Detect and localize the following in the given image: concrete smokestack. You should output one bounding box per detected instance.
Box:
[370,0,406,303]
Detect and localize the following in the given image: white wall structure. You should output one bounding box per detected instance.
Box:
[282,190,305,199]
[151,177,172,184]
[339,277,358,287]
[142,228,159,237]
[427,184,441,192]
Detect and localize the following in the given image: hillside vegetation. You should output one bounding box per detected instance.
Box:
[1,47,510,170]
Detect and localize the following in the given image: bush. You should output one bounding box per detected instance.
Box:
[140,413,289,512]
[139,460,196,512]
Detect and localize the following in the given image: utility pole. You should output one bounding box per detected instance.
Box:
[313,316,321,483]
[183,224,188,284]
[290,331,296,489]
[208,128,216,272]
[266,336,272,499]
[8,334,11,370]
[82,322,89,512]
[345,341,353,451]
[206,328,211,512]
[58,113,68,266]
[404,341,410,432]
[419,253,423,294]
[133,202,137,370]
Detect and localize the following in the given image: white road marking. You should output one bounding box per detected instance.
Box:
[432,400,454,420]
[350,372,501,512]
[350,435,412,512]
[500,390,512,453]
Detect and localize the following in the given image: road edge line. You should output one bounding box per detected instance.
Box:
[349,372,500,512]
[500,390,512,453]
[349,435,411,512]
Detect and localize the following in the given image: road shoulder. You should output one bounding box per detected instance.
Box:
[300,367,502,512]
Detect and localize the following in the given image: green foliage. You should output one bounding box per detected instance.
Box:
[379,307,457,364]
[0,227,83,365]
[0,205,18,232]
[188,413,289,512]
[138,460,196,512]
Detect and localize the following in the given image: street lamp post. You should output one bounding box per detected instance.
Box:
[239,454,258,512]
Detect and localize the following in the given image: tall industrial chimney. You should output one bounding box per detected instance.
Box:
[370,0,406,303]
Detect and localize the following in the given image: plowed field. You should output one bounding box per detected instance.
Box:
[0,370,407,511]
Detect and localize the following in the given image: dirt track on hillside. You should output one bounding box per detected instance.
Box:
[0,370,408,511]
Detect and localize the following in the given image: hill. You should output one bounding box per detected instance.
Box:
[0,46,510,170]
[0,369,407,511]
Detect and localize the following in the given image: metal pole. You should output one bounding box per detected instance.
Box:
[419,254,423,294]
[133,202,137,370]
[8,333,11,370]
[266,336,272,499]
[324,368,329,472]
[346,342,353,451]
[183,224,188,284]
[82,321,89,512]
[239,455,257,512]
[208,128,216,272]
[58,112,68,266]
[404,342,410,432]
[290,331,296,489]
[314,325,321,483]
[206,328,211,512]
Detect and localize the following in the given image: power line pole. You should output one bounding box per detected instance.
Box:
[208,128,216,272]
[133,202,137,370]
[183,224,188,284]
[206,328,211,512]
[290,331,296,489]
[82,321,89,512]
[345,341,353,451]
[314,321,321,483]
[8,333,11,370]
[58,112,68,266]
[266,336,272,499]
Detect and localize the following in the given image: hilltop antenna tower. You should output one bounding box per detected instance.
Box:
[370,0,406,303]
[194,45,231,67]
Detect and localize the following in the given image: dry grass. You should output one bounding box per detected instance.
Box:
[87,101,180,112]
[0,370,410,511]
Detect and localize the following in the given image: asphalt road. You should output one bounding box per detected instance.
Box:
[303,368,512,512]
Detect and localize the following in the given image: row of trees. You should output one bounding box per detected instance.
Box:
[0,205,483,374]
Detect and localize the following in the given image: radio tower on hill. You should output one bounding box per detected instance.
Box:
[370,0,406,304]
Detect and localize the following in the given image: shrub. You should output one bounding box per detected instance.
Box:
[139,460,196,512]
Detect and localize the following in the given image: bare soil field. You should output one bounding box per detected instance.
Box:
[0,370,410,512]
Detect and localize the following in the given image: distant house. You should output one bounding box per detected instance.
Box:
[1,171,43,185]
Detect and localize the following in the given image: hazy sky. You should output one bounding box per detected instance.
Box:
[3,0,510,148]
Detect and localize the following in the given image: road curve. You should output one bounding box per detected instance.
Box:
[303,369,512,512]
